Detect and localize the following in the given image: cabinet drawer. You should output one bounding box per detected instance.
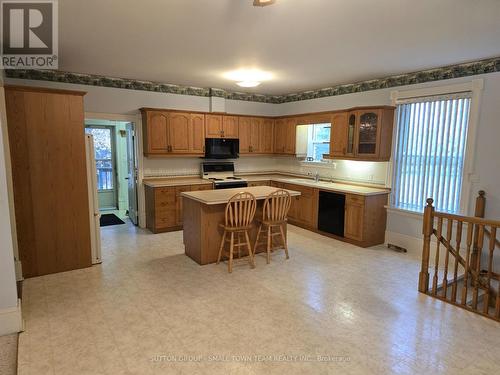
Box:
[283,183,314,196]
[191,184,213,191]
[248,181,270,187]
[156,200,176,209]
[346,194,365,206]
[155,188,175,202]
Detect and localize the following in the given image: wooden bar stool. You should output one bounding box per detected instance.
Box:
[254,189,291,264]
[217,192,257,273]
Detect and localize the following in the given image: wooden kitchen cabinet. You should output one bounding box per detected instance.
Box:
[344,195,365,241]
[205,114,223,138]
[281,182,318,229]
[248,180,271,187]
[329,111,349,157]
[343,193,388,246]
[327,107,394,161]
[260,118,274,153]
[222,115,239,138]
[146,183,213,233]
[141,109,205,156]
[239,117,260,153]
[274,118,296,155]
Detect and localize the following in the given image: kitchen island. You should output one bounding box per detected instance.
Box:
[181,186,301,265]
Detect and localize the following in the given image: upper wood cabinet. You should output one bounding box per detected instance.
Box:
[329,112,349,157]
[327,107,394,161]
[259,118,274,153]
[239,117,260,153]
[141,109,205,156]
[222,115,239,138]
[205,115,239,138]
[274,118,296,155]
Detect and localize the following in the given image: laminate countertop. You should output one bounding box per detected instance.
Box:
[143,174,390,196]
[181,186,301,205]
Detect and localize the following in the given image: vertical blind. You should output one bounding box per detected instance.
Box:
[392,92,472,213]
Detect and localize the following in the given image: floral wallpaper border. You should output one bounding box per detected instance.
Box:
[5,56,500,104]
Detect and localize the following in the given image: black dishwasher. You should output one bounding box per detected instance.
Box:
[318,191,345,236]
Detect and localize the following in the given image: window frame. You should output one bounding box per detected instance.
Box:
[389,79,483,215]
[305,123,331,163]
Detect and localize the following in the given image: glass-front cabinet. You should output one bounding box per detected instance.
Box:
[356,110,380,157]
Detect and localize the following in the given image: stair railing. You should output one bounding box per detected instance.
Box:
[419,191,500,322]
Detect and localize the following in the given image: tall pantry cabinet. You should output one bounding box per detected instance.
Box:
[5,85,92,278]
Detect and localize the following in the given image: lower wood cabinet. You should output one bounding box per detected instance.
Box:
[146,183,212,233]
[247,180,271,187]
[271,181,318,229]
[343,193,388,246]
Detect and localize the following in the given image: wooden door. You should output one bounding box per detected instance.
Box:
[238,117,252,153]
[222,115,239,138]
[205,114,223,138]
[285,118,297,154]
[147,111,169,153]
[259,118,274,153]
[5,87,92,278]
[189,113,205,154]
[168,112,190,153]
[274,119,286,153]
[344,195,365,241]
[330,112,348,157]
[356,109,381,158]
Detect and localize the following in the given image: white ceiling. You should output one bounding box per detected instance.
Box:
[59,0,500,95]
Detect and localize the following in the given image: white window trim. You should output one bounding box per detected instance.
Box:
[388,79,483,215]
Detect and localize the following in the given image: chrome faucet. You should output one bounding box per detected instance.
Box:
[314,172,320,182]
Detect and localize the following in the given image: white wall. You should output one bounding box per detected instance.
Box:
[0,84,22,336]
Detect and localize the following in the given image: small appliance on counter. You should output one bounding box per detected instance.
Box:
[201,161,248,189]
[204,138,239,159]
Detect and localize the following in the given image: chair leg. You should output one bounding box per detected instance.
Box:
[279,224,289,260]
[217,230,226,265]
[266,226,271,264]
[237,232,242,259]
[228,232,234,273]
[244,230,255,269]
[253,224,262,255]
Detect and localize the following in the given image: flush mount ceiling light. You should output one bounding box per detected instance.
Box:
[223,69,273,88]
[253,0,276,7]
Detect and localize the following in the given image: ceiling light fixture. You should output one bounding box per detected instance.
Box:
[253,0,276,7]
[223,69,273,89]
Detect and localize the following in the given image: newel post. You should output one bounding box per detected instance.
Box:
[419,198,435,293]
[471,190,486,270]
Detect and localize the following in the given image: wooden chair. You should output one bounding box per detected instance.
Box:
[254,189,291,264]
[217,192,257,273]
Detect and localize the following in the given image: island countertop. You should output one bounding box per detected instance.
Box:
[181,186,301,205]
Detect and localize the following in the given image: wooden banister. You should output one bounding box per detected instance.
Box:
[419,198,434,293]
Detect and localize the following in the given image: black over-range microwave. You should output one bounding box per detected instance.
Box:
[204,138,239,159]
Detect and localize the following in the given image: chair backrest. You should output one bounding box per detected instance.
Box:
[263,189,291,223]
[224,192,257,228]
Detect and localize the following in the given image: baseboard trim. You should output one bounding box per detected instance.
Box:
[0,299,23,336]
[385,231,425,257]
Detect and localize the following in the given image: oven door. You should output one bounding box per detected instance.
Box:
[214,181,248,190]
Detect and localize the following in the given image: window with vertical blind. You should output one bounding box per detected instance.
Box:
[391,92,472,213]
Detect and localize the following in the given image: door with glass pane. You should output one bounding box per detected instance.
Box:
[356,110,381,158]
[85,126,117,209]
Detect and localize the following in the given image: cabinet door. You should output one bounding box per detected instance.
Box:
[285,118,297,154]
[249,117,260,152]
[175,186,191,226]
[344,195,365,241]
[330,112,348,157]
[168,112,190,153]
[274,119,286,153]
[223,115,239,138]
[346,112,357,157]
[259,118,274,153]
[147,112,169,153]
[356,110,381,158]
[155,187,177,228]
[205,115,223,138]
[189,113,205,154]
[238,117,252,153]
